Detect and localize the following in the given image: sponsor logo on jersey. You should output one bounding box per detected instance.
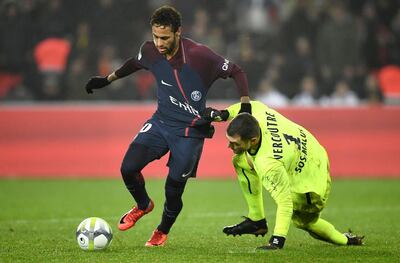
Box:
[222,59,229,71]
[169,96,200,117]
[191,90,202,101]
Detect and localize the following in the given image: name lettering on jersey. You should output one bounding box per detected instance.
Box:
[266,111,283,159]
[222,59,229,71]
[169,96,200,117]
[295,128,308,173]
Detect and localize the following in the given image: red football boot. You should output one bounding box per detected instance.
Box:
[145,229,168,247]
[118,200,154,231]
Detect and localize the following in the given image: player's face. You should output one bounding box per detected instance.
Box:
[152,25,181,57]
[226,134,252,154]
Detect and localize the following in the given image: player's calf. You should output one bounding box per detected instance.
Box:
[223,216,268,237]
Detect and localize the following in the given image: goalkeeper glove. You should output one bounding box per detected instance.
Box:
[257,235,286,250]
[85,76,111,94]
[201,107,229,122]
[239,102,252,114]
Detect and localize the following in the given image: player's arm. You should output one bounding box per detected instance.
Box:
[230,64,251,114]
[85,57,144,94]
[207,48,252,114]
[85,43,149,94]
[258,164,293,249]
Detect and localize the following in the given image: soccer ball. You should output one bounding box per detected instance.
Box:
[76,217,113,250]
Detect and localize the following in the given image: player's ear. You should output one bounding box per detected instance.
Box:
[176,27,182,37]
[250,136,258,146]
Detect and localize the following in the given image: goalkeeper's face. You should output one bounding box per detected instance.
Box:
[152,24,181,57]
[226,134,252,155]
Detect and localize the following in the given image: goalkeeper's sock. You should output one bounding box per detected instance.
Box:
[306,218,347,245]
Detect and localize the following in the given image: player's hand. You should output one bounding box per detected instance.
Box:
[256,235,286,250]
[201,107,229,122]
[239,102,252,114]
[85,76,110,94]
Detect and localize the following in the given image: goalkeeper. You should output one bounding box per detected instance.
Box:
[203,101,364,250]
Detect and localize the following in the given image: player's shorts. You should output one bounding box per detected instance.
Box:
[133,117,204,182]
[291,177,331,228]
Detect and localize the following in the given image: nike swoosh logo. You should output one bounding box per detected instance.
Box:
[182,168,194,178]
[161,80,173,87]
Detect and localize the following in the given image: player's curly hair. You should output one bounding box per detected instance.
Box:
[150,5,182,33]
[227,113,260,141]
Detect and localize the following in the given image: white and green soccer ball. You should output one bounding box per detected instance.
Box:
[76,217,113,250]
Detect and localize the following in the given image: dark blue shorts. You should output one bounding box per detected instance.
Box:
[132,117,205,182]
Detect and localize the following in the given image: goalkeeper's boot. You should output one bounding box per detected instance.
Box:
[344,230,364,245]
[145,229,168,247]
[223,216,268,237]
[118,200,154,231]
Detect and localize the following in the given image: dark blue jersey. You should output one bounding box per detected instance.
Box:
[115,37,249,138]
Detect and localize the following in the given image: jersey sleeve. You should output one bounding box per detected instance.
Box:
[202,46,249,97]
[256,160,293,238]
[114,42,152,78]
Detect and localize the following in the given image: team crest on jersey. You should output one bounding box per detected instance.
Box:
[191,90,202,101]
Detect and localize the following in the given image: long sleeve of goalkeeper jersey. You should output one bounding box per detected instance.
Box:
[259,164,293,237]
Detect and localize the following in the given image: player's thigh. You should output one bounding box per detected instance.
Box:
[167,136,204,181]
[122,120,169,171]
[292,191,327,228]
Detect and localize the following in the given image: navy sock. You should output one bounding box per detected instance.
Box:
[157,177,186,234]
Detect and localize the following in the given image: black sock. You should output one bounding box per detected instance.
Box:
[123,172,150,210]
[157,177,186,234]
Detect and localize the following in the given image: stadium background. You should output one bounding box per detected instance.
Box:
[1,2,400,262]
[0,0,400,179]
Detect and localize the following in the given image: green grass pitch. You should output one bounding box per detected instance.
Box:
[0,178,399,263]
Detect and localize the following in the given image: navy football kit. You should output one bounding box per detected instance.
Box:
[116,38,249,181]
[86,36,250,237]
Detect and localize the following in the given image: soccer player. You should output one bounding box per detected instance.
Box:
[84,6,251,247]
[202,101,364,250]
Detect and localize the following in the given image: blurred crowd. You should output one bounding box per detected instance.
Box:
[1,0,400,106]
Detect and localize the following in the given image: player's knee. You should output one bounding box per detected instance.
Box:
[292,210,319,230]
[120,161,142,178]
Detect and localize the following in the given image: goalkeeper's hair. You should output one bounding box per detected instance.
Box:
[227,113,260,141]
[150,5,182,33]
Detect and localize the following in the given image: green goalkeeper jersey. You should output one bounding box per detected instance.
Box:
[226,101,330,237]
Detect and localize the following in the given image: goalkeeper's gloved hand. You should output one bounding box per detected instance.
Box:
[201,107,229,122]
[85,76,111,94]
[257,235,286,250]
[239,102,252,114]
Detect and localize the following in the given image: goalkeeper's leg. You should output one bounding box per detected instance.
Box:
[223,166,267,236]
[293,211,363,245]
